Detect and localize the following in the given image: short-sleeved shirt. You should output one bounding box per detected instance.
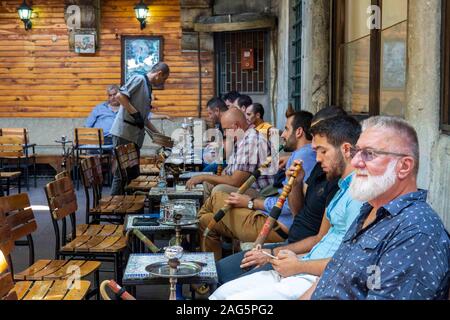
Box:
[110,74,152,148]
[301,172,363,261]
[224,127,274,191]
[263,144,317,230]
[287,163,340,243]
[85,102,118,137]
[312,190,450,300]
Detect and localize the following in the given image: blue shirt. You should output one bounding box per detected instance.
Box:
[302,172,363,261]
[312,190,450,300]
[263,144,317,229]
[85,102,118,137]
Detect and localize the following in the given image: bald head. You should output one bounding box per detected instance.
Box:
[221,108,248,130]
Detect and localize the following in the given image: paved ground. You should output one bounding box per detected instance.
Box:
[5,177,208,300]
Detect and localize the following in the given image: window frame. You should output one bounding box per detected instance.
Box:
[331,0,408,117]
[441,0,450,132]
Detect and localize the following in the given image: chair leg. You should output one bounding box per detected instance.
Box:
[6,178,10,196]
[17,174,21,194]
[94,268,100,300]
[33,156,37,188]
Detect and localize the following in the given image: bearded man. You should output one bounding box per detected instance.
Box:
[302,116,450,300]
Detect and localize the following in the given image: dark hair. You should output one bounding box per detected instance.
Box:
[312,105,347,125]
[250,103,265,120]
[150,62,170,75]
[310,115,361,148]
[207,97,228,112]
[289,111,314,141]
[236,95,253,109]
[223,91,241,102]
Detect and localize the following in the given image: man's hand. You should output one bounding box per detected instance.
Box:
[240,249,271,269]
[225,193,251,209]
[186,176,202,190]
[130,112,145,129]
[271,250,302,278]
[286,160,305,184]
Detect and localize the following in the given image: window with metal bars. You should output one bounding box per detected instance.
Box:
[291,0,302,111]
[215,30,268,96]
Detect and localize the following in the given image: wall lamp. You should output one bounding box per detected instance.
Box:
[134,0,149,30]
[18,0,33,31]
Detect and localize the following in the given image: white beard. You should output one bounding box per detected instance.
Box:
[350,160,398,202]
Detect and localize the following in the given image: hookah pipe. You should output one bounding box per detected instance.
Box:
[100,280,136,300]
[253,161,303,249]
[126,229,163,253]
[202,145,285,241]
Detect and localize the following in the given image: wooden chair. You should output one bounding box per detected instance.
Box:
[0,128,36,190]
[115,143,158,194]
[0,208,92,301]
[73,128,113,189]
[0,170,21,196]
[0,194,101,285]
[44,177,127,284]
[80,156,145,224]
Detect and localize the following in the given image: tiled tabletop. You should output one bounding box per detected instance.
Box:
[123,252,218,285]
[125,215,198,232]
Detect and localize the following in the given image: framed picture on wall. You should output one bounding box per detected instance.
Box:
[121,36,164,87]
[74,31,96,54]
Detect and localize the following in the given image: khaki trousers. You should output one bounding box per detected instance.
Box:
[198,191,284,260]
[203,181,260,202]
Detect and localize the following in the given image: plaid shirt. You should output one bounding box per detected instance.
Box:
[224,127,275,190]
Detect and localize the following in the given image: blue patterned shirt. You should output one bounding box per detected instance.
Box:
[312,190,450,300]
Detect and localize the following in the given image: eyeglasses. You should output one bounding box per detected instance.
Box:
[350,147,412,162]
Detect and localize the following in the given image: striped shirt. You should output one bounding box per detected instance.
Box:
[224,127,275,191]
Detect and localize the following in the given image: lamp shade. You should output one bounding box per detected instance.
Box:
[18,1,32,20]
[134,1,149,20]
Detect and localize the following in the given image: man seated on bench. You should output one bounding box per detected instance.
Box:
[186,108,275,200]
[209,115,363,299]
[198,111,317,260]
[301,116,450,300]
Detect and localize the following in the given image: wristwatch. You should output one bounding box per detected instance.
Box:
[247,198,255,210]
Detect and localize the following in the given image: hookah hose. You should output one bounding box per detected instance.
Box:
[253,161,303,249]
[100,280,136,300]
[202,145,285,243]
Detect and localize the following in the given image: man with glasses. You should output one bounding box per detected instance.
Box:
[301,116,450,300]
[210,115,363,300]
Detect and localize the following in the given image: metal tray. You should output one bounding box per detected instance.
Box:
[145,261,203,278]
[158,219,199,227]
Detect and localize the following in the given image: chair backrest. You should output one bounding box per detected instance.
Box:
[44,177,78,254]
[126,144,140,169]
[45,177,78,221]
[0,136,24,158]
[0,194,37,243]
[0,209,13,259]
[0,273,17,300]
[80,157,103,223]
[115,144,130,184]
[55,170,70,181]
[74,128,104,148]
[0,128,28,145]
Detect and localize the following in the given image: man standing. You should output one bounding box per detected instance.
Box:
[85,85,121,145]
[304,116,450,300]
[245,103,274,137]
[110,62,170,195]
